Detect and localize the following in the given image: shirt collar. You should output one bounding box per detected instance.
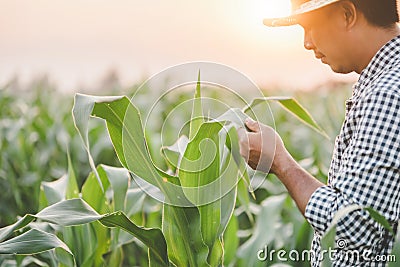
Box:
[352,35,400,97]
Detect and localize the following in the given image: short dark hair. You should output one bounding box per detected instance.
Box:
[350,0,399,27]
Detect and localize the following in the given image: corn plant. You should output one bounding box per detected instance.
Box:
[0,80,119,228]
[0,75,334,266]
[0,151,165,266]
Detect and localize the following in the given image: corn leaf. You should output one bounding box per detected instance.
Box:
[0,198,169,266]
[36,198,102,226]
[244,97,329,139]
[179,121,243,264]
[237,195,286,267]
[73,94,191,206]
[189,71,204,140]
[216,110,254,193]
[160,135,189,170]
[99,211,168,266]
[223,215,239,266]
[389,230,400,267]
[81,166,112,214]
[39,152,80,208]
[73,94,210,265]
[72,94,125,191]
[162,205,209,267]
[66,152,80,199]
[0,215,36,243]
[179,121,222,250]
[0,229,73,257]
[101,165,129,212]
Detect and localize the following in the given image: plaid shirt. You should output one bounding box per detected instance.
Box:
[305,35,400,266]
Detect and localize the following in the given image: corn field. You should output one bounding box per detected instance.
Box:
[1,75,398,267]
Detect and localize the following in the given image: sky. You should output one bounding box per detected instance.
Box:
[0,0,359,92]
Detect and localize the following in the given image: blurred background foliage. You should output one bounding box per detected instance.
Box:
[0,76,352,266]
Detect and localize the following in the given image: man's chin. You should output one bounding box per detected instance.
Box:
[330,65,353,74]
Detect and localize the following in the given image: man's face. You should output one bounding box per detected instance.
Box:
[297,3,355,74]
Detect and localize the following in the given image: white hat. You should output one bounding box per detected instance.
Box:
[263,0,340,27]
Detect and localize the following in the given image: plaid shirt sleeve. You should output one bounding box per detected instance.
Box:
[305,87,400,252]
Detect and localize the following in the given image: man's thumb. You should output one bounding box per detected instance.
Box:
[245,118,259,132]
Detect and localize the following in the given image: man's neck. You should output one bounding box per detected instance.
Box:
[355,24,400,74]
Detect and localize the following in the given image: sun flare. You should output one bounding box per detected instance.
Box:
[259,0,292,19]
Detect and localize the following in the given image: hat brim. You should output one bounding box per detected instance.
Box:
[263,16,298,27]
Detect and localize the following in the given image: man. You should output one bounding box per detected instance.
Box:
[238,0,400,266]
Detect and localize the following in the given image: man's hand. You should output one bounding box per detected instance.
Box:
[238,118,324,214]
[238,118,288,175]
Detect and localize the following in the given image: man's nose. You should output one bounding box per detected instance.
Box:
[303,32,315,50]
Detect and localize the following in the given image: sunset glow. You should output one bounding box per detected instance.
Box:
[260,0,292,19]
[0,0,355,92]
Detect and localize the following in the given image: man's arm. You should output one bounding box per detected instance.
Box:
[238,88,400,243]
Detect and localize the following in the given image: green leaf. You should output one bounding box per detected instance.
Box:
[66,152,80,199]
[163,205,209,267]
[0,229,73,258]
[364,207,394,235]
[320,225,336,267]
[79,166,113,266]
[73,93,190,206]
[389,229,400,267]
[160,135,189,170]
[0,198,169,266]
[178,114,247,262]
[216,151,239,237]
[236,178,254,225]
[125,187,147,217]
[40,153,79,207]
[189,71,204,140]
[104,247,123,267]
[41,174,69,206]
[73,94,125,191]
[237,195,286,267]
[99,212,168,266]
[223,124,254,197]
[223,215,239,266]
[244,97,329,139]
[179,121,223,202]
[81,166,111,214]
[179,121,222,251]
[101,165,129,212]
[216,110,255,195]
[36,199,102,226]
[217,108,251,129]
[91,95,168,181]
[208,239,223,267]
[0,215,36,242]
[62,224,97,267]
[57,248,76,267]
[73,93,209,265]
[91,96,131,168]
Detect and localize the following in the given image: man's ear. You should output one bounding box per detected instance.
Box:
[340,0,358,30]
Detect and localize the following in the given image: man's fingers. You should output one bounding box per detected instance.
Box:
[237,127,249,159]
[237,126,264,171]
[238,120,277,173]
[244,118,260,132]
[237,127,247,144]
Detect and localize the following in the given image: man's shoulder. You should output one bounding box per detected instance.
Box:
[365,65,400,97]
[375,64,400,86]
